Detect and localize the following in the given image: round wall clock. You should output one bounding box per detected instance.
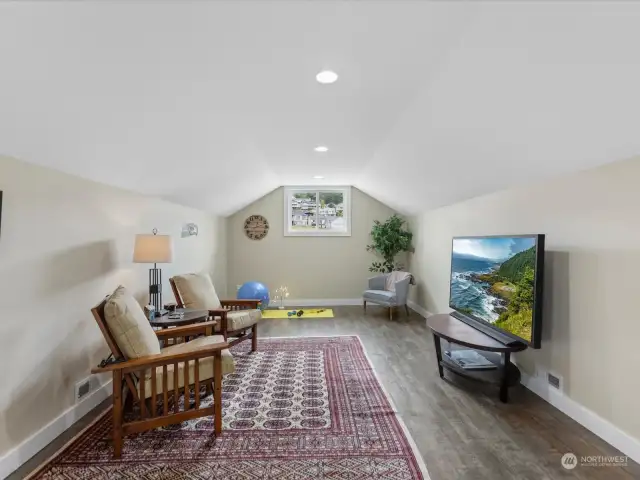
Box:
[244,215,270,240]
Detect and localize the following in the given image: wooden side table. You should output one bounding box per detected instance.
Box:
[427,314,527,403]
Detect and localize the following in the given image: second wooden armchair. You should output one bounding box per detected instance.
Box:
[91,285,234,458]
[170,273,261,351]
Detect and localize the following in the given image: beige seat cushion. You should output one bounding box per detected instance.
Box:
[143,335,234,398]
[172,273,221,310]
[104,285,160,359]
[224,309,261,331]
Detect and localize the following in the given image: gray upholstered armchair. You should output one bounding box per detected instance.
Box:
[363,271,414,320]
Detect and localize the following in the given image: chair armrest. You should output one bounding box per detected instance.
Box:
[207,309,230,334]
[394,277,412,304]
[220,299,261,309]
[368,275,387,291]
[91,341,229,374]
[154,320,218,339]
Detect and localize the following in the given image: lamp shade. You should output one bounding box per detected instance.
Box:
[133,234,173,263]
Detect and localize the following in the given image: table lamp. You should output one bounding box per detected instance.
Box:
[133,228,173,316]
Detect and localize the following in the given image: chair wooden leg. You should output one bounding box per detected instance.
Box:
[405,304,410,316]
[144,398,153,416]
[122,378,136,413]
[251,324,258,352]
[213,351,222,435]
[124,374,139,403]
[221,315,228,342]
[363,300,367,313]
[113,370,123,458]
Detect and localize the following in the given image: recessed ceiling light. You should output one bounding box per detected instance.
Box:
[314,146,328,152]
[313,175,324,179]
[316,70,338,84]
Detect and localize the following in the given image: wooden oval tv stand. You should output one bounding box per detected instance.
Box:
[426,314,527,403]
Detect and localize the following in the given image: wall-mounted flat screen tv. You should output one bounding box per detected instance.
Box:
[449,234,545,348]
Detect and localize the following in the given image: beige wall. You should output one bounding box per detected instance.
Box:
[408,156,640,442]
[0,156,227,458]
[227,187,399,300]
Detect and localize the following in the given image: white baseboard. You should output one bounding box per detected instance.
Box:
[520,371,640,464]
[407,299,433,319]
[0,380,112,479]
[268,298,363,307]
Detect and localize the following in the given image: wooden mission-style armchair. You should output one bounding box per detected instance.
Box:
[91,285,234,458]
[170,273,261,350]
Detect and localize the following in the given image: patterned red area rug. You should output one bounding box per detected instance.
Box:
[28,336,428,479]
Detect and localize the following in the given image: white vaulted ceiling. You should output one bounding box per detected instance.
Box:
[1,1,640,215]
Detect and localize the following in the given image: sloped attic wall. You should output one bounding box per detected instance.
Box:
[407,155,640,453]
[226,187,401,301]
[0,155,227,466]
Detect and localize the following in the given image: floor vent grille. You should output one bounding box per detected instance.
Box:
[76,378,92,401]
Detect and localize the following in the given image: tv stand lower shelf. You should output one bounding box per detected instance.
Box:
[427,314,527,403]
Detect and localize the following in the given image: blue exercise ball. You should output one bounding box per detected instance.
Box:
[237,281,270,310]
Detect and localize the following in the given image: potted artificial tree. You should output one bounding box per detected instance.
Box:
[366,214,413,273]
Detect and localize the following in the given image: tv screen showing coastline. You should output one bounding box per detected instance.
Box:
[449,236,538,343]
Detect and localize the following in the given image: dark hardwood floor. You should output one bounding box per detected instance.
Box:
[10,306,639,479]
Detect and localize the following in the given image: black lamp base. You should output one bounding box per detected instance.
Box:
[149,266,166,315]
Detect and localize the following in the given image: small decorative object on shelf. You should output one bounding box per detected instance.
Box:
[444,349,497,370]
[273,285,290,309]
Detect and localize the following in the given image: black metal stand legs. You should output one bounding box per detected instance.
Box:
[149,263,163,312]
